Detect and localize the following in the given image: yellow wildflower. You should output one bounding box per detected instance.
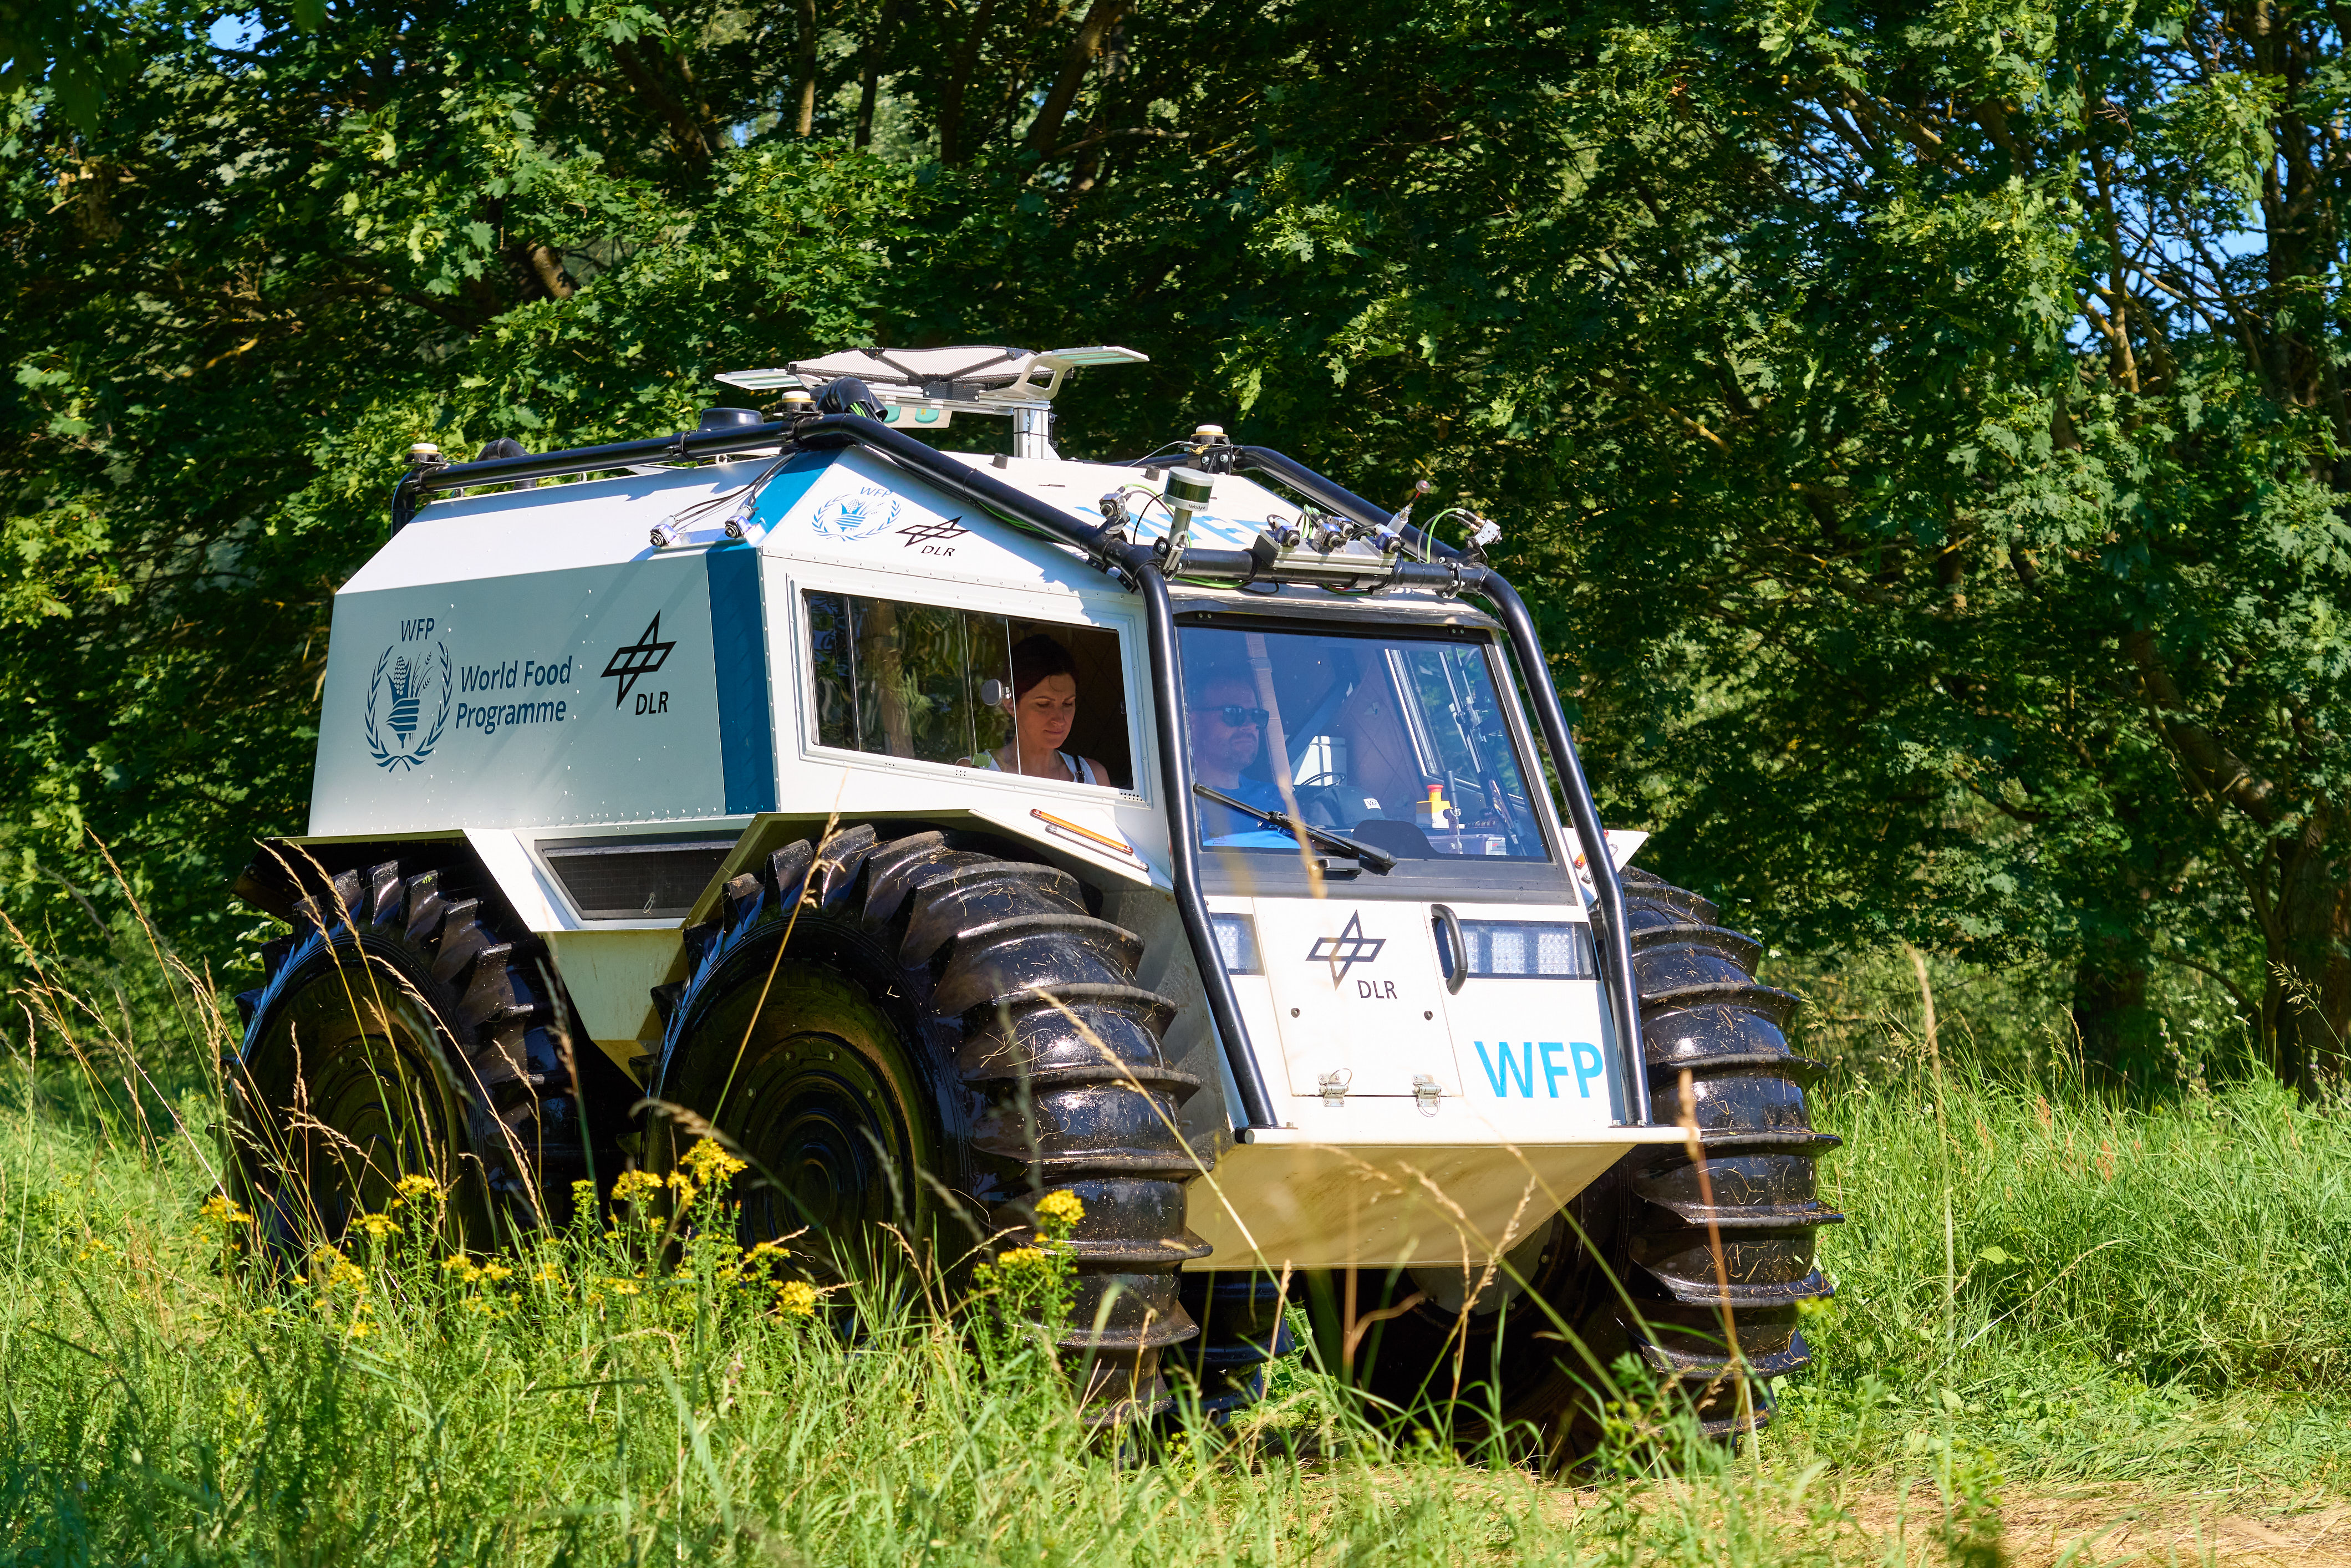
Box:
[200,1193,253,1226]
[306,1245,367,1294]
[663,1170,698,1208]
[775,1279,819,1318]
[605,1278,642,1297]
[349,1212,402,1243]
[680,1138,747,1189]
[317,1255,368,1294]
[479,1260,513,1283]
[1034,1189,1085,1235]
[611,1170,662,1206]
[442,1255,482,1285]
[993,1246,1049,1271]
[394,1173,444,1204]
[571,1179,597,1213]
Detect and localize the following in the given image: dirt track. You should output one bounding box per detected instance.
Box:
[1840,1483,2351,1566]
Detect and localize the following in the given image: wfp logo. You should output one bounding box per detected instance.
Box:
[808,485,900,541]
[364,640,452,772]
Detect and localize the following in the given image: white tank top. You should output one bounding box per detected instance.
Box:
[971,750,1100,785]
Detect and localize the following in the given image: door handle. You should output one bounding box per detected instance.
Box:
[1431,903,1468,994]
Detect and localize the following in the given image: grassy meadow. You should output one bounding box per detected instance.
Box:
[1,923,2346,1565]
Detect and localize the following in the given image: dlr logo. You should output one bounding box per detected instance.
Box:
[1474,1040,1605,1099]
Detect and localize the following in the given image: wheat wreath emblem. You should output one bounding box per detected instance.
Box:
[364,642,452,772]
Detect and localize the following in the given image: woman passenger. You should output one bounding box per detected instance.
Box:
[969,634,1113,786]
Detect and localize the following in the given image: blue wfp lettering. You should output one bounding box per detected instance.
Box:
[1473,1040,1535,1098]
[1572,1041,1605,1098]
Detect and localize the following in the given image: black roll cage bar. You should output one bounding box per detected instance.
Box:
[394,414,1655,1131]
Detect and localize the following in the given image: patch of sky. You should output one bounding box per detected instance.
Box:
[208,11,260,52]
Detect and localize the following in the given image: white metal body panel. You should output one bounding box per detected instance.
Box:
[1436,898,1623,1124]
[1207,893,1621,1142]
[313,465,747,832]
[1251,895,1462,1097]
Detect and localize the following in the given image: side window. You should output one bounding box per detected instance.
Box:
[804,592,1133,788]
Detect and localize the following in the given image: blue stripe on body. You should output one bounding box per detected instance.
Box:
[706,453,834,814]
[751,450,835,528]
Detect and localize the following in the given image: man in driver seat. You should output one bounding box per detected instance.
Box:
[1187,667,1290,839]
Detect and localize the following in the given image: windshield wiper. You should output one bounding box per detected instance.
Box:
[1192,783,1398,873]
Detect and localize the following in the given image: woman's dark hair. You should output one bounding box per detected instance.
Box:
[1009,634,1077,699]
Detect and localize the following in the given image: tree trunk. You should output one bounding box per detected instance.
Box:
[2070,944,2154,1086]
[1068,20,1123,192]
[936,0,999,165]
[526,244,574,301]
[795,0,820,135]
[613,41,716,165]
[854,0,902,148]
[2260,801,2351,1095]
[1022,0,1127,155]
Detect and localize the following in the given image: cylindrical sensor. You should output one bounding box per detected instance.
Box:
[1166,467,1214,527]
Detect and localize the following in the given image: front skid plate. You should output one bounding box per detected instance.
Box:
[1189,1129,1686,1270]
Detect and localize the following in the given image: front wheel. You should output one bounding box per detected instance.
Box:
[648,824,1215,1414]
[1338,869,1842,1457]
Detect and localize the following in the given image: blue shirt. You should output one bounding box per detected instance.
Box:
[1198,774,1294,843]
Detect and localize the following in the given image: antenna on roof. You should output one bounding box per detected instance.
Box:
[715,344,1147,460]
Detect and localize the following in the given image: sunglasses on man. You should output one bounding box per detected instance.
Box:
[1198,705,1269,729]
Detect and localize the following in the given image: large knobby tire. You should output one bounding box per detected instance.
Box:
[228,858,624,1255]
[1339,868,1841,1456]
[647,824,1212,1415]
[1174,1272,1299,1423]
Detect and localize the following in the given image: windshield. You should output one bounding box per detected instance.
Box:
[1179,622,1550,862]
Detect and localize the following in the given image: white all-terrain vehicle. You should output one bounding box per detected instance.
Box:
[228,345,1838,1441]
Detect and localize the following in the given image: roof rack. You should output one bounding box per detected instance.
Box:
[717,344,1147,459]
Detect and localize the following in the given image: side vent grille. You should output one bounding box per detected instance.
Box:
[537,838,735,920]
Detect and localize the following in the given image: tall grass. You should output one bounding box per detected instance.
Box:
[0,905,2346,1561]
[1783,1068,2351,1490]
[1768,941,2351,1493]
[0,1077,1841,1565]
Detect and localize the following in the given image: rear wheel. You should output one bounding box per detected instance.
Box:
[649,824,1213,1414]
[228,858,623,1256]
[1339,869,1841,1458]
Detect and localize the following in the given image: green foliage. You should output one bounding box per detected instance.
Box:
[968,1187,1083,1370]
[0,0,168,130]
[0,10,913,963]
[4,0,2351,1095]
